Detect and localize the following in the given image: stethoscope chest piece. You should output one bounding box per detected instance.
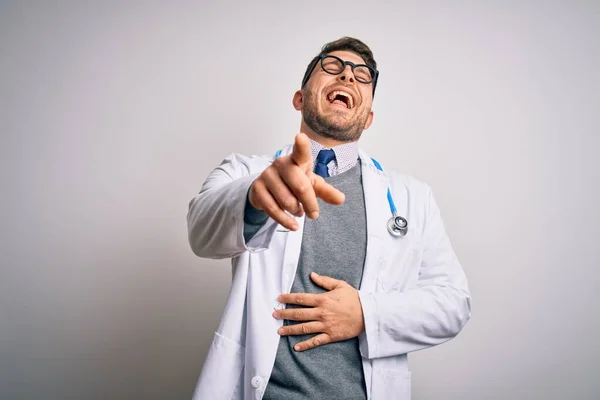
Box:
[387,213,408,237]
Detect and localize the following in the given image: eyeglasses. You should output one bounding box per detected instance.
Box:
[302,54,379,92]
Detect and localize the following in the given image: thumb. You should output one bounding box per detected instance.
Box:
[290,133,312,169]
[310,272,343,291]
[312,174,345,205]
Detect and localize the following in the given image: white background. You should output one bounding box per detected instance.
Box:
[1,1,599,399]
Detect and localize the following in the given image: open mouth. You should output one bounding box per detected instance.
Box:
[326,89,355,109]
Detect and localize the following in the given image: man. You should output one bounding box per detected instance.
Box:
[187,37,471,400]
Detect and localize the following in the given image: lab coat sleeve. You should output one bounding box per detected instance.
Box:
[187,153,279,259]
[358,186,472,359]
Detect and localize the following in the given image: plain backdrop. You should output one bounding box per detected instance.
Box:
[1,1,599,399]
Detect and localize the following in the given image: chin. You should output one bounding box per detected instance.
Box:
[323,114,352,129]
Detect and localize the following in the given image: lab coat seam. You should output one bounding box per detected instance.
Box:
[374,293,380,358]
[214,331,246,349]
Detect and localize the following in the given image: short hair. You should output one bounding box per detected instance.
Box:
[301,37,378,95]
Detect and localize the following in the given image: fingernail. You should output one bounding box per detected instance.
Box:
[278,328,284,334]
[308,211,319,219]
[294,345,300,351]
[272,311,278,318]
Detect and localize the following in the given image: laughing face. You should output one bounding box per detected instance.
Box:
[294,50,375,143]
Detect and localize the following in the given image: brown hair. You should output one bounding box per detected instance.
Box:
[301,37,378,95]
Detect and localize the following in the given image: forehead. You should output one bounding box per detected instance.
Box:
[327,50,367,65]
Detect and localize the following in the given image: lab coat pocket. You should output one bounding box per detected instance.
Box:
[193,332,245,400]
[378,239,423,292]
[371,369,412,400]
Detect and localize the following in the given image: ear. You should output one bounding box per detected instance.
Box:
[292,90,304,111]
[363,110,374,130]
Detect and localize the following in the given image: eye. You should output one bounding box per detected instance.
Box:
[354,66,372,82]
[322,57,344,73]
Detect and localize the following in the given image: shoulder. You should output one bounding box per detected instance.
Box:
[217,143,295,175]
[217,152,273,175]
[388,170,432,195]
[358,148,433,201]
[387,171,434,218]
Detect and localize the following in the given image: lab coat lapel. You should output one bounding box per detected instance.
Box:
[359,150,414,292]
[276,145,305,294]
[280,217,305,293]
[359,150,390,293]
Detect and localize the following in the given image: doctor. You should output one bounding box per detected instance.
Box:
[187,37,471,399]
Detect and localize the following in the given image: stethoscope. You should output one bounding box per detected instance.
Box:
[370,157,409,237]
[273,150,409,238]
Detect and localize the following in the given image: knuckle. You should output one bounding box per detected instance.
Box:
[252,178,264,189]
[311,174,323,187]
[250,180,264,197]
[312,337,321,346]
[295,182,311,196]
[301,324,310,334]
[264,203,280,215]
[272,157,287,169]
[261,167,275,181]
[294,295,303,305]
[320,296,332,306]
[293,310,302,319]
[272,158,282,168]
[282,198,298,211]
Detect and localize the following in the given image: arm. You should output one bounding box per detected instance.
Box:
[358,187,472,359]
[187,153,278,259]
[188,134,346,259]
[243,191,269,242]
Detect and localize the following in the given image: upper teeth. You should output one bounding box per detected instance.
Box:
[328,90,354,109]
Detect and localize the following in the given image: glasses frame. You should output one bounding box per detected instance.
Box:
[301,54,379,94]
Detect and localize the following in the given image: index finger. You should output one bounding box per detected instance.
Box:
[290,133,312,169]
[278,292,322,307]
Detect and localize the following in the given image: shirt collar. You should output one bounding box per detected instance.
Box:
[309,137,359,175]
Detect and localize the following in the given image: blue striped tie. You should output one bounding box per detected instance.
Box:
[314,149,336,178]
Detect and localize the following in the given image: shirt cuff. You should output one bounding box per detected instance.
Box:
[243,189,269,242]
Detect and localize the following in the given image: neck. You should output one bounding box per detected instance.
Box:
[299,120,358,148]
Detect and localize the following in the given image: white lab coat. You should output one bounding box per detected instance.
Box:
[187,145,471,400]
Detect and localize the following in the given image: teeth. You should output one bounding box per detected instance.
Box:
[328,90,354,109]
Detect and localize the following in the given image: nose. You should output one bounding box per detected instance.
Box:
[338,65,355,84]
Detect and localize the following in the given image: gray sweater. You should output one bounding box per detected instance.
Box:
[263,161,368,400]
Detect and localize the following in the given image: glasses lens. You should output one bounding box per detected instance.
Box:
[321,56,344,74]
[354,66,374,83]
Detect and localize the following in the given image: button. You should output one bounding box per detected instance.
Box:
[251,376,263,389]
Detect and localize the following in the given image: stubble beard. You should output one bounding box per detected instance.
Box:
[302,89,369,143]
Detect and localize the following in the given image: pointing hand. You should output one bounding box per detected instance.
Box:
[248,133,345,230]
